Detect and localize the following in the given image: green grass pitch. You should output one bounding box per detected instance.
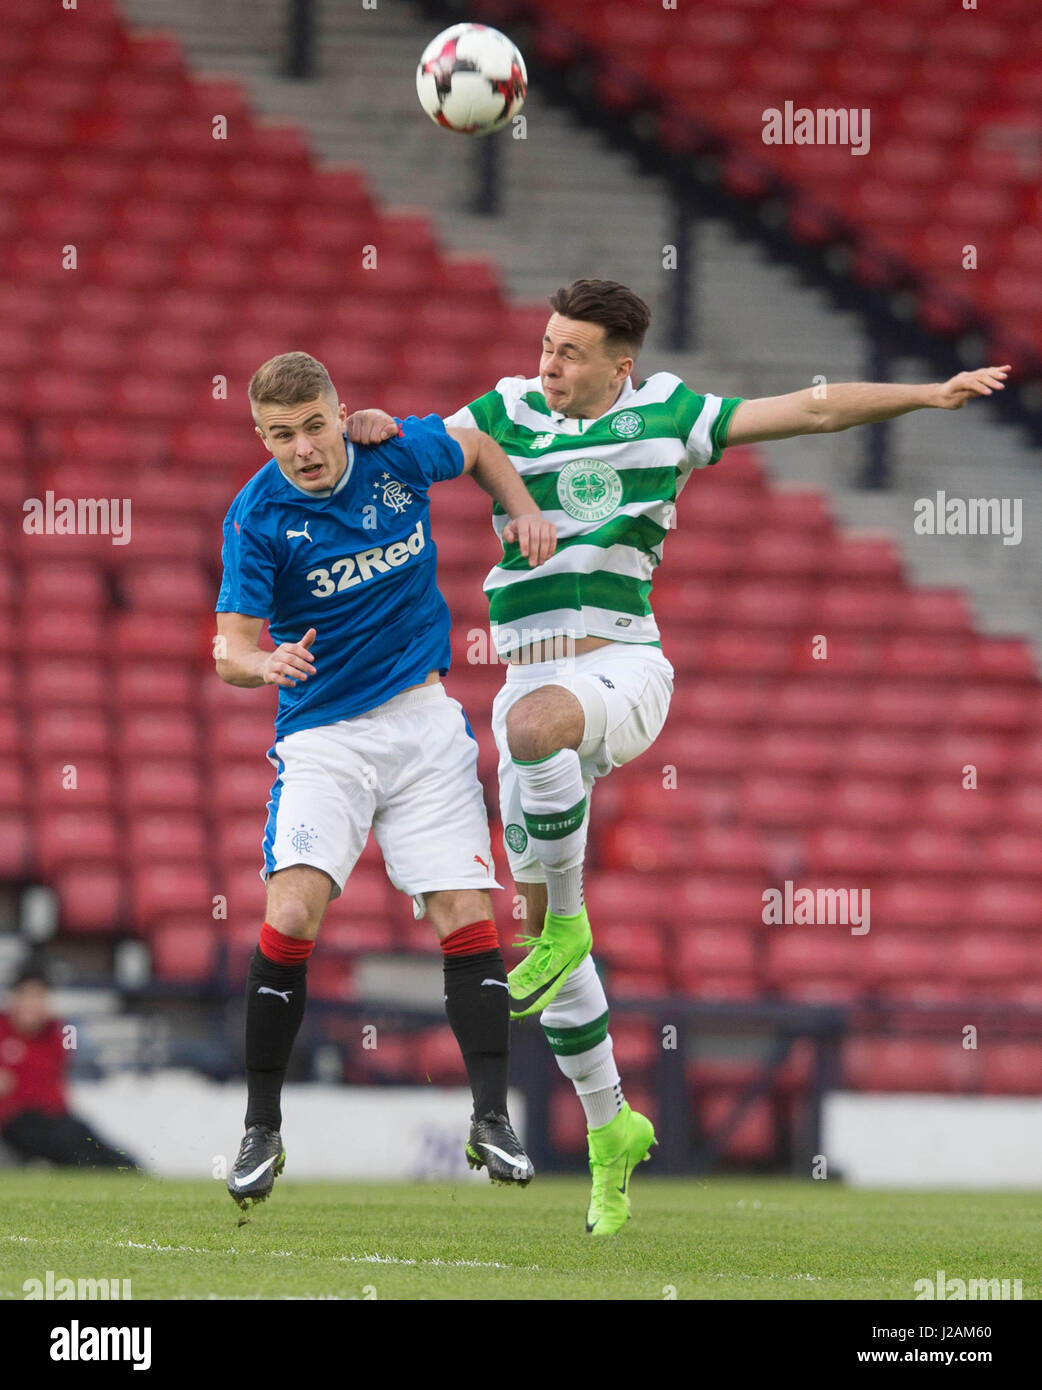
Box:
[1,1171,1038,1300]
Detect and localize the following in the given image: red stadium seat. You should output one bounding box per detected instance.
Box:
[129,813,208,867]
[28,708,112,760]
[680,875,766,926]
[591,922,668,974]
[123,761,205,814]
[738,775,823,828]
[119,711,200,759]
[862,932,948,984]
[33,757,115,810]
[211,759,277,817]
[805,826,893,876]
[115,663,200,711]
[131,864,212,926]
[34,809,118,875]
[891,827,981,877]
[980,1045,1042,1096]
[151,920,221,983]
[771,681,865,728]
[982,831,1042,879]
[842,1037,981,1093]
[872,879,965,931]
[679,925,758,977]
[56,866,124,934]
[22,561,107,612]
[27,659,108,708]
[964,881,1041,931]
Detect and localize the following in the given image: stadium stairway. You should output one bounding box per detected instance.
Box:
[119,0,1042,648]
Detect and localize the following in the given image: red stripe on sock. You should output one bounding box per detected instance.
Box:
[259,921,315,964]
[440,919,499,956]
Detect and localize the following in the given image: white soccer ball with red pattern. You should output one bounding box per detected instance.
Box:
[416,23,527,135]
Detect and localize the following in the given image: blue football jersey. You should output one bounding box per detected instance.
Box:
[216,415,465,738]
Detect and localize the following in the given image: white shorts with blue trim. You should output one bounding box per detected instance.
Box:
[262,682,501,917]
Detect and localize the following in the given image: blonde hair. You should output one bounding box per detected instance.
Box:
[249,351,337,419]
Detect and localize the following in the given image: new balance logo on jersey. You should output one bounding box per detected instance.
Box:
[307,520,426,598]
[257,987,293,1002]
[286,522,313,542]
[532,433,556,450]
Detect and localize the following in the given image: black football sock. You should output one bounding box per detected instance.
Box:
[244,948,308,1131]
[443,947,510,1119]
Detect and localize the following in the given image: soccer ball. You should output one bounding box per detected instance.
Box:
[416,23,527,135]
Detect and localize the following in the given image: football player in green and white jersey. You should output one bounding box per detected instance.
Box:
[348,279,1008,1233]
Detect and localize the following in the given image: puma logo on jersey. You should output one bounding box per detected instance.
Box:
[257,987,293,1002]
[307,520,426,598]
[286,522,313,542]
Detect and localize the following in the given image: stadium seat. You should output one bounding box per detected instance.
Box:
[56,866,124,934]
[964,881,1041,931]
[119,710,200,759]
[980,1045,1042,1095]
[872,879,966,931]
[981,831,1042,879]
[151,920,221,983]
[129,812,208,867]
[678,925,759,978]
[123,761,205,814]
[33,757,115,810]
[842,1037,981,1093]
[891,827,981,876]
[131,864,212,928]
[805,826,893,876]
[114,662,200,711]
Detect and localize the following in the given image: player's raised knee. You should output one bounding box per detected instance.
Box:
[506,696,557,762]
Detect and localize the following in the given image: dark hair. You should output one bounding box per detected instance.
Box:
[548,279,651,357]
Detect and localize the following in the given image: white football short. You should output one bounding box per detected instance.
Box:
[262,683,500,917]
[490,641,675,883]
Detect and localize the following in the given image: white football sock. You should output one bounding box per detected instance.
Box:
[513,749,587,917]
[539,955,625,1130]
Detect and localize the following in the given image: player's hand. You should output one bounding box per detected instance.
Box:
[261,627,317,687]
[346,409,398,444]
[933,365,1010,409]
[503,513,557,567]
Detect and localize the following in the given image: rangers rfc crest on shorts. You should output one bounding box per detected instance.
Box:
[378,473,414,514]
[290,824,318,854]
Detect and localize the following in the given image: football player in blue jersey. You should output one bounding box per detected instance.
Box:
[214,352,555,1213]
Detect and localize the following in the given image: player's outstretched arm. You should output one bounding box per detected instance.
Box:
[215,612,318,688]
[446,426,557,568]
[726,365,1010,446]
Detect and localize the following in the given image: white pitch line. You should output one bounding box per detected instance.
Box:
[5,1233,539,1273]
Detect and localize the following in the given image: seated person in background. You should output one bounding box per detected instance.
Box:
[0,959,140,1170]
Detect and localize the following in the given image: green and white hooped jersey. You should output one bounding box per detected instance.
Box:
[444,373,743,657]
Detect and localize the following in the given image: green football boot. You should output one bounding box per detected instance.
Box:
[586,1104,656,1235]
[507,907,593,1020]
